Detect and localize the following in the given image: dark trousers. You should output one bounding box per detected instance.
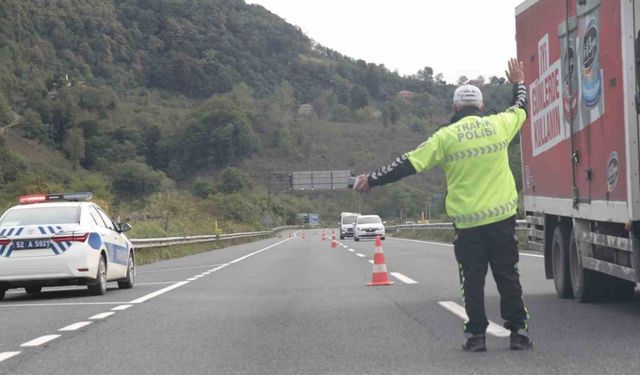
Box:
[453,216,528,335]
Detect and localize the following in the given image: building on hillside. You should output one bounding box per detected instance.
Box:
[297,103,315,117]
[396,90,415,101]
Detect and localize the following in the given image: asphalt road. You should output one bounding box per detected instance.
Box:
[1,230,640,374]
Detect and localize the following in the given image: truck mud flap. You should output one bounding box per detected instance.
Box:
[582,256,637,282]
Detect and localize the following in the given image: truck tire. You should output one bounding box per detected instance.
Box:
[569,229,601,302]
[551,224,573,298]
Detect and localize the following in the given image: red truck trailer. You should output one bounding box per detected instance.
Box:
[516,0,640,301]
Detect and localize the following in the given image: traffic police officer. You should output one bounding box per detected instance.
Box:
[353,59,531,352]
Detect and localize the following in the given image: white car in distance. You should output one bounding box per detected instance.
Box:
[0,192,135,300]
[353,215,385,241]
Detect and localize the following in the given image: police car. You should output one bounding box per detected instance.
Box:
[0,193,135,300]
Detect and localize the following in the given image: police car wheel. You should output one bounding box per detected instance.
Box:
[118,252,135,289]
[354,236,359,242]
[88,256,107,296]
[0,289,5,301]
[25,286,42,295]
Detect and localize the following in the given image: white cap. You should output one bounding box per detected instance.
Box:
[453,85,483,109]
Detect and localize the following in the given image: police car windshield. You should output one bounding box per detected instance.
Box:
[342,215,358,225]
[358,217,382,224]
[0,207,80,227]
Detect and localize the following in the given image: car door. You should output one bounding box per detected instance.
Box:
[92,206,128,279]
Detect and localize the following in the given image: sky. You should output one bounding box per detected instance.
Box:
[247,0,526,83]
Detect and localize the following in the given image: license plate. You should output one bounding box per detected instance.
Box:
[12,239,50,250]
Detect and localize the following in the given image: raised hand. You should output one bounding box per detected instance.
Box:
[505,58,525,84]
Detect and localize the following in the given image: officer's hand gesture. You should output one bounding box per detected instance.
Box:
[353,174,370,192]
[506,58,525,84]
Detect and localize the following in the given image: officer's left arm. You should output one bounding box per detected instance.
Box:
[492,82,528,141]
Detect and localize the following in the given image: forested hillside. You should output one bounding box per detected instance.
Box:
[0,0,515,232]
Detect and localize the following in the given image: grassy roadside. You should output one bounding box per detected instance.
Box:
[390,229,530,251]
[134,234,273,265]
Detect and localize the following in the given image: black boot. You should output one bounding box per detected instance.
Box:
[462,334,486,352]
[510,331,533,350]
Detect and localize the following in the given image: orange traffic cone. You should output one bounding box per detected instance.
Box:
[331,232,337,248]
[367,235,393,286]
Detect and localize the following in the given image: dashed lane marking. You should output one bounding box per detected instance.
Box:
[438,301,510,337]
[89,312,116,320]
[348,249,355,252]
[0,352,20,363]
[59,322,92,331]
[356,253,366,257]
[368,260,374,264]
[390,272,418,284]
[20,335,61,347]
[111,305,132,311]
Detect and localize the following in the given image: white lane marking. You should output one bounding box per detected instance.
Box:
[194,275,205,278]
[368,260,374,264]
[136,281,183,286]
[137,264,225,273]
[228,238,292,265]
[0,352,20,363]
[59,321,92,331]
[342,245,348,248]
[0,302,130,308]
[187,278,197,281]
[111,305,132,311]
[438,301,510,337]
[130,238,292,305]
[348,249,355,252]
[389,237,544,258]
[390,272,418,284]
[129,281,190,304]
[20,335,61,347]
[356,253,366,257]
[520,252,544,258]
[89,312,116,320]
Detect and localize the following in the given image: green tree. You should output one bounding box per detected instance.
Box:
[64,127,85,169]
[191,177,215,198]
[0,91,12,126]
[349,85,369,110]
[111,161,169,200]
[217,167,251,194]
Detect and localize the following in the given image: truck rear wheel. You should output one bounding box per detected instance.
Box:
[569,229,601,302]
[551,224,573,298]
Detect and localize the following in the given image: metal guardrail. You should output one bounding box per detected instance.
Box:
[129,221,529,249]
[387,219,528,231]
[130,226,297,249]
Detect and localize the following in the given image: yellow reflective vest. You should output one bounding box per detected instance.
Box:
[406,107,527,229]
